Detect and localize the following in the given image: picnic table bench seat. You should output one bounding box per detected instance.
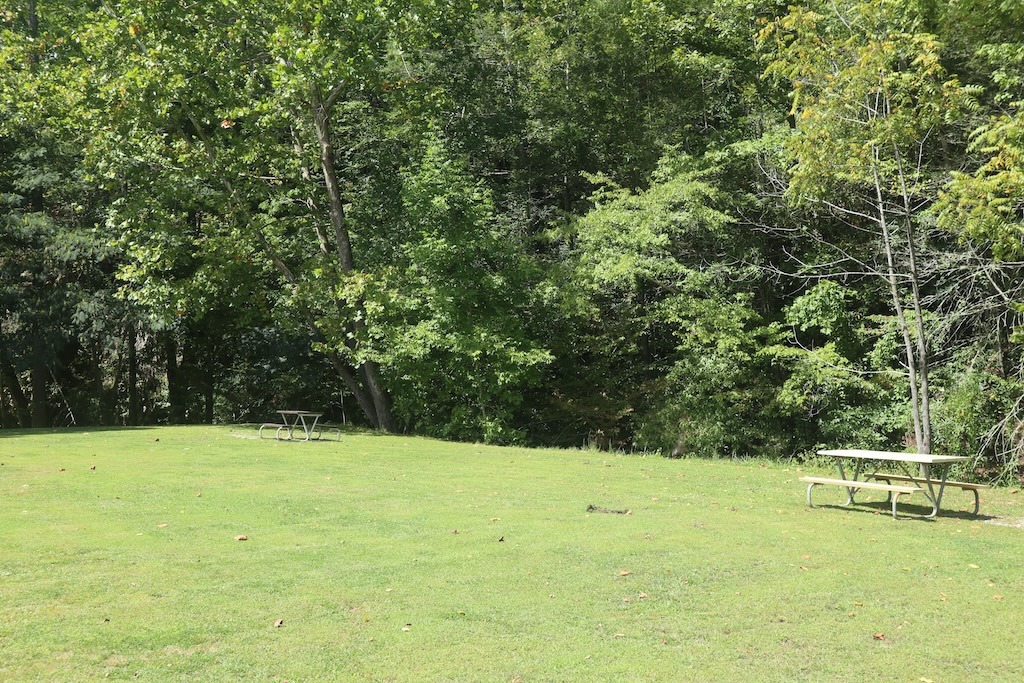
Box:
[313,424,342,441]
[800,476,921,520]
[866,474,988,514]
[259,422,289,439]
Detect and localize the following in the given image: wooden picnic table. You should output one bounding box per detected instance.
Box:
[801,449,984,520]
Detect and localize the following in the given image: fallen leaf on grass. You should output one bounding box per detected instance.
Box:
[993,595,1004,600]
[156,524,168,529]
[619,570,632,577]
[919,678,935,683]
[234,535,248,541]
[968,563,980,569]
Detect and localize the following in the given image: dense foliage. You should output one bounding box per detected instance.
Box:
[2,0,1022,479]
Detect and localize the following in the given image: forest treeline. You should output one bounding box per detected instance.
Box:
[2,1,1023,476]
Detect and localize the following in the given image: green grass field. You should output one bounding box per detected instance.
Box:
[2,426,1023,681]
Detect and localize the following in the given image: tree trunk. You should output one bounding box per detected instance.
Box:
[310,82,397,432]
[204,380,214,424]
[166,335,186,424]
[997,314,1011,379]
[0,359,30,426]
[30,359,48,427]
[26,1,39,71]
[873,156,925,452]
[903,217,932,453]
[127,321,140,425]
[0,370,6,428]
[892,146,932,452]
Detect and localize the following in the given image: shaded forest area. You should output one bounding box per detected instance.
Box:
[3,1,1023,477]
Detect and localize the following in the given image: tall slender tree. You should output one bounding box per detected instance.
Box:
[762,0,970,452]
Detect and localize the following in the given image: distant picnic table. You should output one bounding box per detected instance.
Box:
[801,449,987,520]
[259,410,340,441]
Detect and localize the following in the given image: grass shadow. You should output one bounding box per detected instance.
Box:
[0,425,159,439]
[811,499,996,522]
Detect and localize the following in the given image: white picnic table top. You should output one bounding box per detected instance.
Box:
[817,449,969,465]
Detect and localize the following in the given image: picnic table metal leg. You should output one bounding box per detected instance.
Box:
[871,475,895,505]
[277,414,291,440]
[837,460,867,506]
[298,414,321,441]
[891,491,908,520]
[920,464,952,519]
[805,481,862,509]
[835,461,856,505]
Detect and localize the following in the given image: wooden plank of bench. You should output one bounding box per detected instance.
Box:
[866,474,989,489]
[799,477,920,520]
[799,477,919,493]
[868,474,987,515]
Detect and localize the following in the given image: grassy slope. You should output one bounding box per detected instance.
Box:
[1,425,1022,681]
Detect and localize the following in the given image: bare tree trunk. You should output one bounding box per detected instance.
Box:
[873,154,925,451]
[892,146,932,452]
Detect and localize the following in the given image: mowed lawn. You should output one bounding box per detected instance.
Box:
[2,426,1023,681]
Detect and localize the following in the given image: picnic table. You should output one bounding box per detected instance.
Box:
[259,410,340,441]
[800,449,986,520]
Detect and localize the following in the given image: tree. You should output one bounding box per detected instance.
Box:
[0,0,136,427]
[564,154,786,455]
[75,0,556,438]
[762,0,970,453]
